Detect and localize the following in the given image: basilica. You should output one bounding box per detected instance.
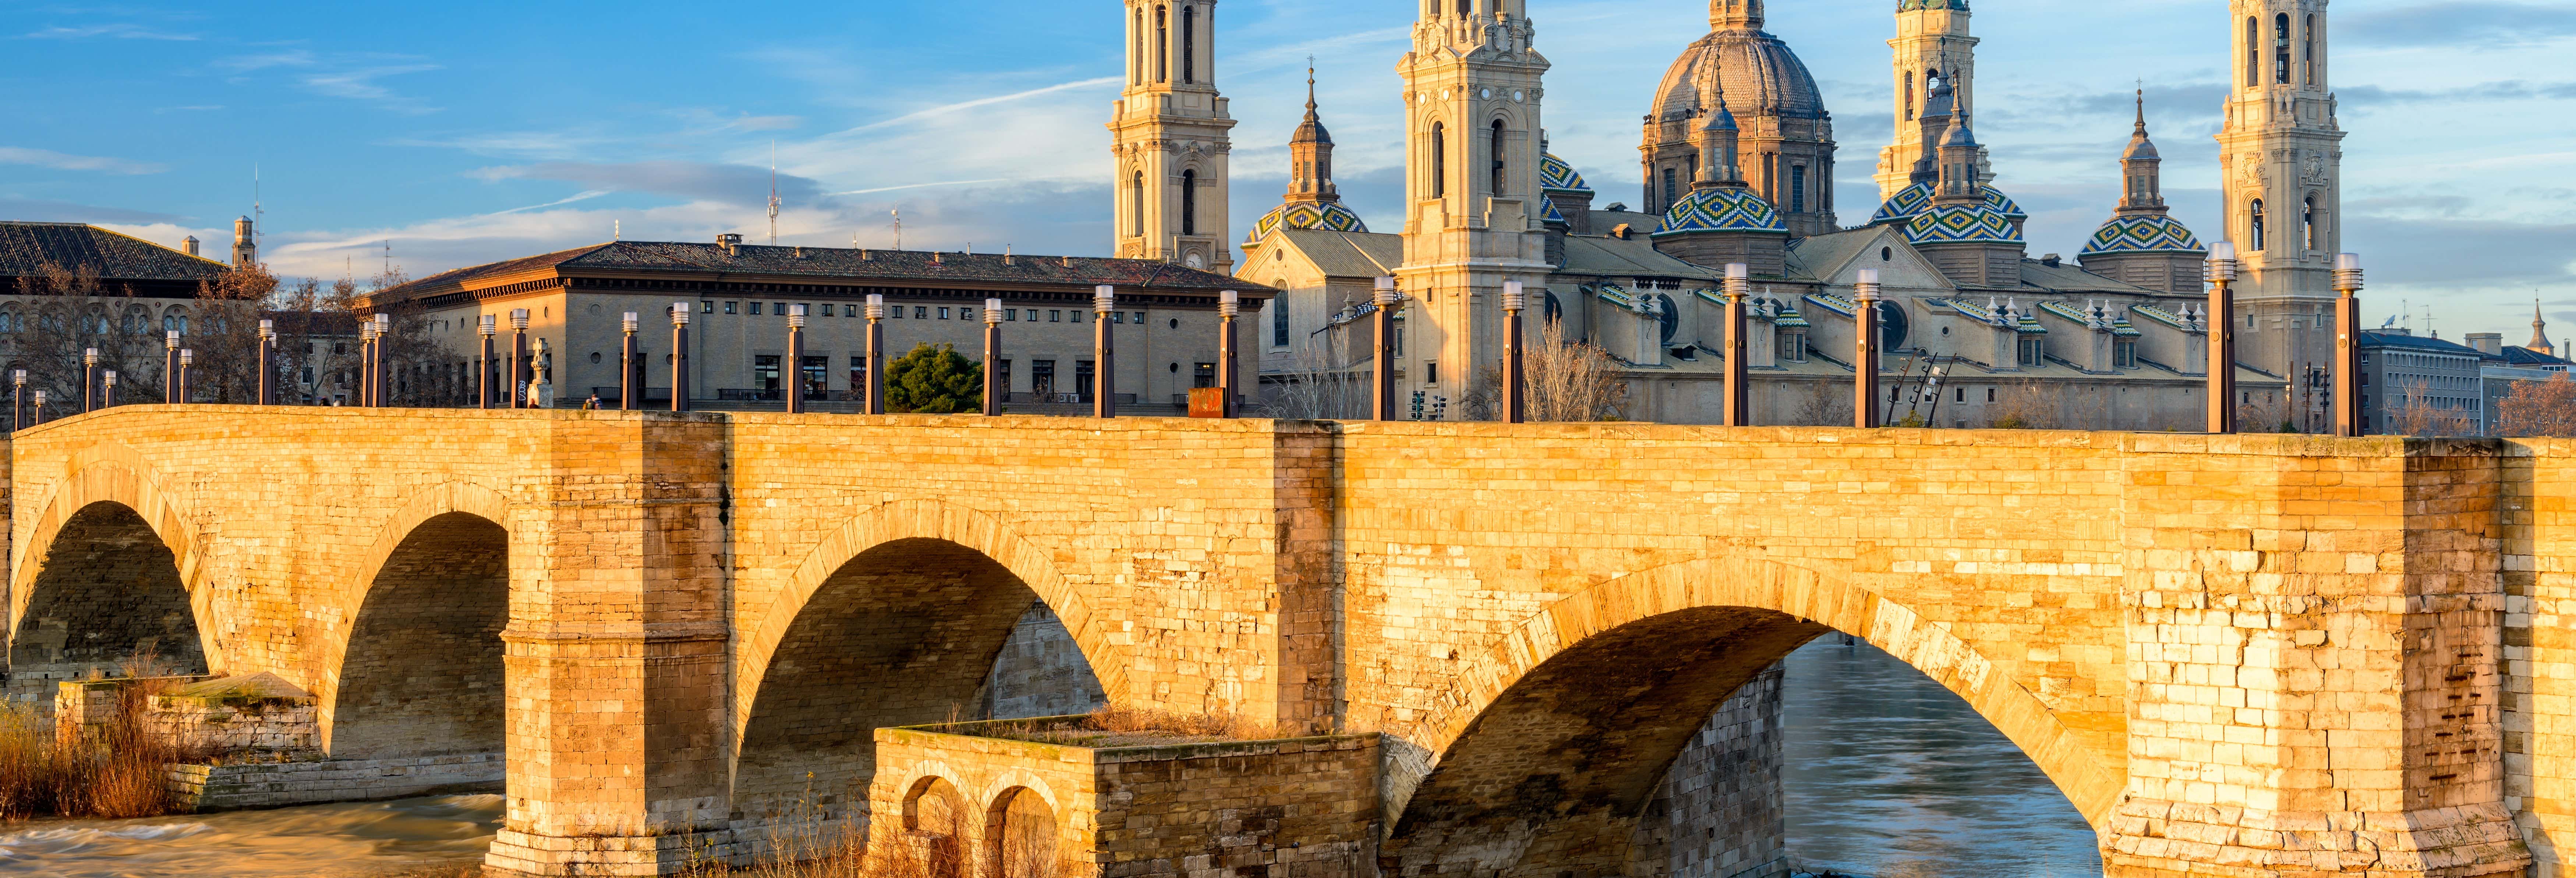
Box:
[1109,0,2350,429]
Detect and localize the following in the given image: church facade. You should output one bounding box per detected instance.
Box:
[1129,0,2338,429]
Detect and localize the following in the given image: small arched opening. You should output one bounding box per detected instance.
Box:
[902,775,969,878]
[985,786,1060,878]
[326,511,508,760]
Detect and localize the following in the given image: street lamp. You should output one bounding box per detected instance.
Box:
[1093,285,1117,418]
[2332,252,2364,437]
[1853,270,1882,428]
[2205,241,2240,434]
[983,298,1005,416]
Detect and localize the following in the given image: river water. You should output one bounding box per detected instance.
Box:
[0,641,2097,878]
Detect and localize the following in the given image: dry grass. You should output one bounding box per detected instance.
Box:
[0,670,203,821]
[973,704,1280,747]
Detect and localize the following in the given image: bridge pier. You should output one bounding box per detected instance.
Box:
[483,417,738,877]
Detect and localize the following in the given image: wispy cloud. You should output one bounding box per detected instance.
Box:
[301,64,443,114]
[472,161,822,207]
[215,50,314,72]
[0,146,166,174]
[832,76,1121,135]
[21,23,197,40]
[489,190,613,216]
[2343,1,2576,46]
[833,177,1048,196]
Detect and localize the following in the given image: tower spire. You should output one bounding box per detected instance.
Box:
[2116,86,2166,214]
[1694,83,1743,189]
[2534,296,2555,355]
[1109,0,1236,272]
[1286,60,1340,205]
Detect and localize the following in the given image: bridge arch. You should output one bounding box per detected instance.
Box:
[7,453,214,704]
[732,498,1124,825]
[319,481,513,759]
[1380,553,2119,878]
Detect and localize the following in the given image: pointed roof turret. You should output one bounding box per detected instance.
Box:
[2080,87,2202,261]
[1694,82,1745,189]
[1291,64,1331,147]
[2534,297,2555,355]
[1249,62,1368,244]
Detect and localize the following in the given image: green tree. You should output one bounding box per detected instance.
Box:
[886,343,983,414]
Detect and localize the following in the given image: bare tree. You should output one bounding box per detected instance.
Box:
[1259,343,1370,420]
[1789,379,1850,427]
[2237,390,2297,434]
[2390,379,2478,437]
[1526,318,1624,422]
[10,260,169,410]
[2494,372,2576,437]
[1987,382,2055,429]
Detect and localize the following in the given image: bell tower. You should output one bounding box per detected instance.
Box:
[1394,0,1554,414]
[1875,0,1988,202]
[2217,0,2343,378]
[1109,0,1236,273]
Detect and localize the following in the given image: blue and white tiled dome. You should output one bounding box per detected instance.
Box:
[2078,214,2204,256]
[1541,153,1592,195]
[1542,195,1568,225]
[1903,203,2024,245]
[1871,181,2025,225]
[1248,201,1369,243]
[1653,187,1787,236]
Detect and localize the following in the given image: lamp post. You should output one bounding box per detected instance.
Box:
[178,349,192,403]
[30,390,45,427]
[1854,270,1883,428]
[2205,241,2240,434]
[374,314,392,407]
[510,308,531,409]
[82,347,98,413]
[164,330,181,404]
[1372,276,1398,421]
[983,298,1005,416]
[1093,285,1118,418]
[258,319,276,406]
[477,315,498,409]
[2332,252,2364,437]
[358,319,377,407]
[11,369,24,431]
[1217,290,1239,418]
[1722,264,1752,427]
[864,294,885,415]
[670,302,691,413]
[1501,280,1527,424]
[620,312,639,412]
[101,369,117,408]
[786,304,808,414]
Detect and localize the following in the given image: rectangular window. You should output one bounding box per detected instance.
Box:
[1955,387,1964,403]
[817,304,833,317]
[776,302,788,314]
[939,307,952,320]
[1031,360,1057,397]
[1025,309,1037,322]
[1005,309,1018,322]
[801,355,828,397]
[1192,362,1216,389]
[2018,337,2042,366]
[702,301,714,313]
[1075,360,1096,403]
[1779,332,1804,363]
[1987,387,1997,403]
[1133,311,1146,324]
[1112,312,1124,324]
[749,302,764,315]
[724,301,738,314]
[1425,361,1439,384]
[1790,165,1807,213]
[2115,340,2138,369]
[914,307,928,319]
[754,355,781,392]
[997,360,1012,395]
[1662,168,1678,207]
[1273,299,1290,347]
[1049,310,1062,322]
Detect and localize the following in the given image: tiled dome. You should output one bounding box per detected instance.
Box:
[2079,214,2204,256]
[1903,203,2024,245]
[1541,153,1591,195]
[1871,181,2026,224]
[1248,201,1369,243]
[1653,187,1787,236]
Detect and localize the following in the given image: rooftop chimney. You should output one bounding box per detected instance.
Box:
[181,236,200,257]
[2466,332,2503,356]
[716,233,743,255]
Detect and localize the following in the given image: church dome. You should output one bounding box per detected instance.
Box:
[1649,29,1828,125]
[1871,181,2025,224]
[1249,201,1369,243]
[1904,203,2024,245]
[1897,0,1970,9]
[1653,187,1788,236]
[2079,214,2203,255]
[1542,195,1569,226]
[1541,153,1591,195]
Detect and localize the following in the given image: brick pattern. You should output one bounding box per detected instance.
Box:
[1,410,2562,877]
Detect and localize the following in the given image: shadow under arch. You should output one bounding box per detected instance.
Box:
[324,510,509,760]
[312,480,512,742]
[1380,554,2119,878]
[732,499,1122,827]
[8,453,214,705]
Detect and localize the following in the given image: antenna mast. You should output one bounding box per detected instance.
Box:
[891,208,902,251]
[253,164,265,242]
[767,142,782,246]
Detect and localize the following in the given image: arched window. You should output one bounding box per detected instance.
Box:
[1489,119,1508,198]
[1154,6,1168,83]
[1129,172,1145,237]
[1271,285,1290,347]
[2245,17,2260,87]
[2249,199,2267,251]
[2302,194,2320,251]
[1790,164,1807,213]
[2274,14,2292,84]
[2302,14,2318,86]
[1432,122,1447,198]
[1661,167,1678,209]
[1180,5,1196,84]
[1181,169,1197,236]
[162,307,189,333]
[1131,9,1144,86]
[1904,73,1916,121]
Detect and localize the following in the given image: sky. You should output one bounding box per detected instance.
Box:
[3,0,2569,342]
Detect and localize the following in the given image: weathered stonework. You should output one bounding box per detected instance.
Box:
[0,408,2559,877]
[868,722,1379,878]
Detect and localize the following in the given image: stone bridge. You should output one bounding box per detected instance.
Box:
[6,406,2572,878]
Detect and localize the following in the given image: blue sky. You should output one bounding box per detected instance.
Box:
[4,0,2570,342]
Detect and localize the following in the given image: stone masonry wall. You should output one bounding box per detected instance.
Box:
[1644,663,1789,878]
[982,602,1108,721]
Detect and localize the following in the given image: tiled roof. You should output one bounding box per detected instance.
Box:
[2129,303,2197,330]
[371,240,1270,305]
[1274,229,1401,280]
[2501,346,2572,367]
[1558,234,1724,280]
[2036,300,2137,335]
[0,222,232,284]
[2358,331,2481,355]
